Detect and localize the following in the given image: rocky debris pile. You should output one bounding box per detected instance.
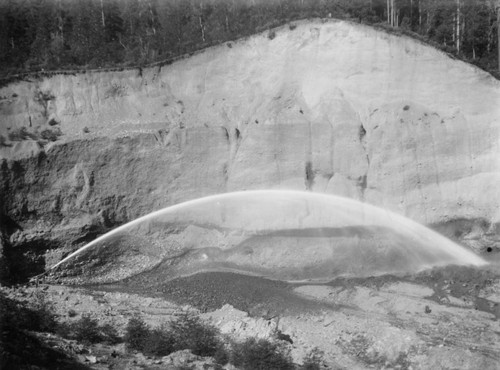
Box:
[203,304,278,341]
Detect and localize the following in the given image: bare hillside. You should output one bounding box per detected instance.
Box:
[0,20,499,276]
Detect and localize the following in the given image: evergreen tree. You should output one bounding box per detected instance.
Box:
[0,0,497,77]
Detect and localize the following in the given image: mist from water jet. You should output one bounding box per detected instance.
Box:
[49,190,486,284]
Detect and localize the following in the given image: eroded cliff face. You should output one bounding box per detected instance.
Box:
[0,19,499,279]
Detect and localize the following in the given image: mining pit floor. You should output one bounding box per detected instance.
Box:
[46,263,498,369]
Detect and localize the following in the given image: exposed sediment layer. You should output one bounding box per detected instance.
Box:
[0,20,499,277]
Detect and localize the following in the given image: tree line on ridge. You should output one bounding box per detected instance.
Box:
[0,0,498,78]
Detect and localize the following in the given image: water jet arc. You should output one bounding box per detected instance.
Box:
[49,190,487,284]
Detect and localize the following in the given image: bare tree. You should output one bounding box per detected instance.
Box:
[198,1,206,42]
[456,0,461,53]
[100,0,105,27]
[497,0,500,70]
[387,0,397,27]
[148,0,156,35]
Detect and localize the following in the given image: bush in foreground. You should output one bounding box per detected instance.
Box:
[142,324,176,357]
[40,127,62,142]
[0,290,58,333]
[230,337,294,370]
[169,314,222,357]
[123,315,304,368]
[57,314,121,345]
[0,291,85,369]
[301,347,325,370]
[125,314,225,359]
[1,290,322,369]
[1,290,312,369]
[124,316,151,352]
[7,127,37,141]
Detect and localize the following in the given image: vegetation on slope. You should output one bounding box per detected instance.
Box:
[0,290,87,369]
[0,287,323,369]
[0,0,498,81]
[123,315,304,369]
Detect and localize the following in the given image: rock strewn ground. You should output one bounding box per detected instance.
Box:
[4,266,499,369]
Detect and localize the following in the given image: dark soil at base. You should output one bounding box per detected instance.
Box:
[94,271,338,317]
[88,264,500,320]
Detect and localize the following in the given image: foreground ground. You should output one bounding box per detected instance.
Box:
[2,265,500,369]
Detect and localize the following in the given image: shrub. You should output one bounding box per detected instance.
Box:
[82,126,90,133]
[121,315,300,369]
[213,343,230,365]
[124,314,227,360]
[276,330,293,344]
[100,323,121,344]
[231,337,294,370]
[71,315,101,344]
[124,317,150,351]
[301,347,324,370]
[268,30,276,40]
[34,90,55,118]
[142,325,176,357]
[47,117,59,126]
[40,127,62,142]
[8,127,37,141]
[289,24,297,30]
[170,314,221,357]
[34,90,55,103]
[0,290,57,333]
[59,314,121,345]
[105,83,126,98]
[0,291,86,369]
[28,291,59,333]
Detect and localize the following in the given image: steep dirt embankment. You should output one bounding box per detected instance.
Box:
[0,20,499,279]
